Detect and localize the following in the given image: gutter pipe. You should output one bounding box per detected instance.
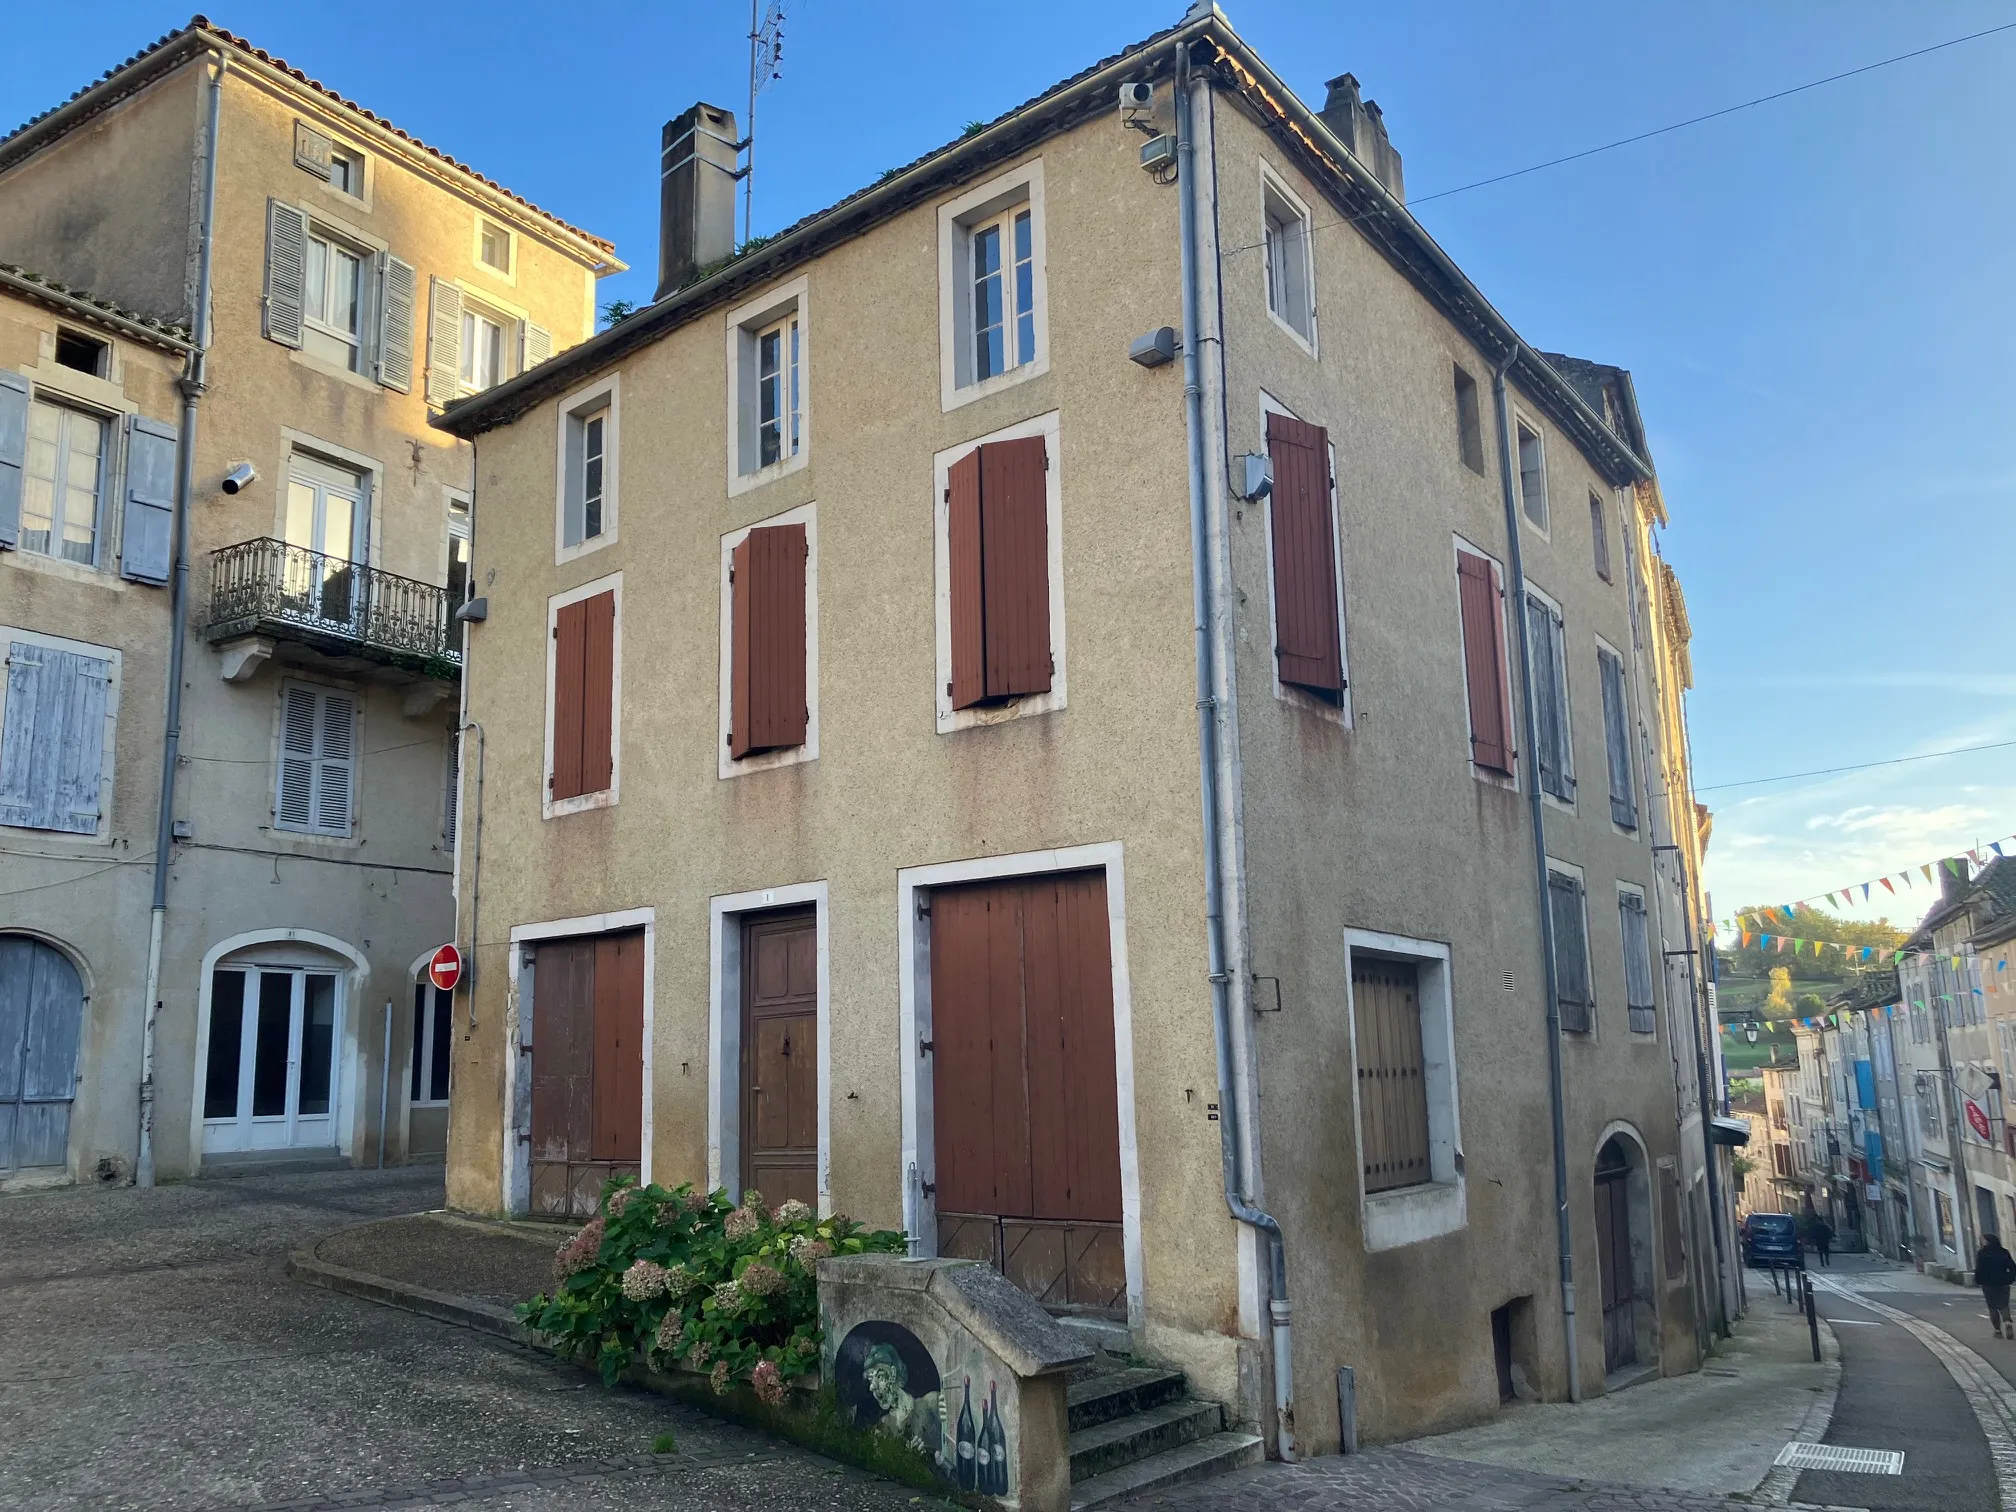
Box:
[1491,343,1580,1402]
[1676,856,1733,1334]
[1176,41,1295,1461]
[137,51,223,1189]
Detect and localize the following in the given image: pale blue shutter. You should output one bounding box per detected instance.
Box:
[1600,649,1635,829]
[314,690,355,835]
[0,641,111,834]
[523,323,552,369]
[277,684,318,830]
[377,253,416,392]
[0,369,27,550]
[425,278,462,405]
[120,415,177,585]
[264,200,309,348]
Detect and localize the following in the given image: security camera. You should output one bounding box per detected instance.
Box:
[1119,82,1155,115]
[220,462,257,494]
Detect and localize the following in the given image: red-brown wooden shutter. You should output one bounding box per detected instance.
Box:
[947,450,986,710]
[590,930,645,1161]
[1265,412,1343,695]
[1456,551,1514,775]
[551,599,587,799]
[552,591,615,801]
[729,524,808,758]
[980,436,1051,699]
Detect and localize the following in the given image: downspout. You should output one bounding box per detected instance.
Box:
[137,51,224,1188]
[1490,344,1580,1401]
[1674,857,1733,1334]
[1175,42,1295,1460]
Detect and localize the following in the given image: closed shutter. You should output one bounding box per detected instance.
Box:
[551,591,615,801]
[0,369,27,550]
[119,415,177,585]
[263,200,309,349]
[946,450,986,709]
[293,121,334,178]
[0,641,111,834]
[376,253,416,393]
[1590,494,1612,582]
[1620,891,1655,1033]
[1265,411,1343,696]
[1455,551,1512,774]
[276,684,354,836]
[1549,871,1592,1032]
[980,436,1050,699]
[728,522,808,758]
[425,277,463,406]
[1528,595,1572,799]
[443,739,459,853]
[1600,648,1635,828]
[524,323,553,368]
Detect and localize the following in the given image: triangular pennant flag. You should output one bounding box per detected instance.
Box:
[1860,947,1873,961]
[1776,936,1790,952]
[1863,882,1873,900]
[1903,872,1915,889]
[1826,892,1839,908]
[1880,877,1895,895]
[1971,849,1983,866]
[1947,857,1965,877]
[1994,841,2006,857]
[1894,950,1906,963]
[1740,931,1752,948]
[1923,864,1935,884]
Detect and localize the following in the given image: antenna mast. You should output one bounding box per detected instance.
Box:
[745,0,785,245]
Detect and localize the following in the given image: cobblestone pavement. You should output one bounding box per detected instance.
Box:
[0,1167,938,1512]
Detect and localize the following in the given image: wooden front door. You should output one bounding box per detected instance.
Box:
[529,930,644,1217]
[741,910,817,1208]
[929,871,1125,1315]
[1595,1137,1637,1373]
[0,937,85,1173]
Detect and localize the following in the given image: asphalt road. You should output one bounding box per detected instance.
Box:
[0,1166,932,1512]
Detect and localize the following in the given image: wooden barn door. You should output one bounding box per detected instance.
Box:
[930,871,1125,1316]
[529,930,644,1216]
[741,909,817,1208]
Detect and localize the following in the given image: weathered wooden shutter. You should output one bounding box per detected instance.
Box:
[0,641,111,834]
[979,436,1051,699]
[590,930,646,1161]
[263,200,308,349]
[119,415,177,585]
[277,684,318,830]
[946,450,986,710]
[1620,891,1655,1031]
[551,601,586,799]
[1589,494,1612,581]
[1455,551,1512,774]
[551,592,615,800]
[0,369,28,550]
[1599,648,1635,828]
[1527,595,1571,799]
[425,277,463,405]
[1265,411,1343,696]
[443,741,459,853]
[1549,871,1592,1032]
[1353,954,1432,1194]
[277,684,353,835]
[376,253,416,393]
[524,323,553,369]
[293,121,333,179]
[316,690,355,835]
[729,523,808,758]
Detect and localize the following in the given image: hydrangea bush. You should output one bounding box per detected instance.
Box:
[517,1180,906,1396]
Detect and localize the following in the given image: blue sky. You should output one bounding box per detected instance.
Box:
[8,2,2011,934]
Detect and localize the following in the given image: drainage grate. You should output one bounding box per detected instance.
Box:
[1774,1442,1905,1475]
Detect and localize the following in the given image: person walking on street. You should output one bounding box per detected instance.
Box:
[1978,1234,2016,1340]
[1809,1214,1833,1268]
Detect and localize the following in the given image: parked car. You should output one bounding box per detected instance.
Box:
[1742,1212,1803,1267]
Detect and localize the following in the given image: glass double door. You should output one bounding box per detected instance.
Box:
[203,965,342,1153]
[282,458,368,631]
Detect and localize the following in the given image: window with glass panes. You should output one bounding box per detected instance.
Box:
[971,206,1035,382]
[303,231,364,371]
[756,314,800,467]
[460,307,507,392]
[478,220,511,272]
[446,494,472,606]
[562,406,608,548]
[22,399,107,565]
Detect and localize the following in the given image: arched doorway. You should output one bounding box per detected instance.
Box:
[408,964,453,1159]
[1595,1136,1639,1373]
[0,936,86,1174]
[201,944,350,1155]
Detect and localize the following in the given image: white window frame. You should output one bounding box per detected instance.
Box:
[19,394,113,569]
[553,373,620,565]
[1514,412,1550,535]
[1617,881,1658,1037]
[301,226,371,375]
[474,217,516,281]
[542,571,623,820]
[931,408,1068,734]
[1343,929,1464,1251]
[1259,390,1350,726]
[725,276,811,496]
[937,159,1049,412]
[444,486,472,610]
[718,501,819,780]
[1524,580,1574,811]
[325,143,366,202]
[1451,535,1516,791]
[1259,165,1317,355]
[458,298,515,395]
[0,625,120,842]
[409,974,453,1109]
[275,430,383,571]
[271,679,359,840]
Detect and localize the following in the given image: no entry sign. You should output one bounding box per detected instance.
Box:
[1966,1097,1992,1143]
[427,943,464,993]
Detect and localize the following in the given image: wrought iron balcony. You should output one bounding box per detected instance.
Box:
[205,537,462,674]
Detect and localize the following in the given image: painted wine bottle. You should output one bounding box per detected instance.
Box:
[984,1382,1008,1492]
[975,1391,994,1488]
[955,1378,976,1490]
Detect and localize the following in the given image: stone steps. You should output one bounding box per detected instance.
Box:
[1062,1358,1262,1508]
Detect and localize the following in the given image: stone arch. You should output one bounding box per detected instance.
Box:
[0,932,91,1177]
[1592,1121,1661,1379]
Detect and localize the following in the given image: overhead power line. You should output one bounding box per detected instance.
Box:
[1690,739,2016,795]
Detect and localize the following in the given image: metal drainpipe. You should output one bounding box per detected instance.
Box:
[1490,344,1580,1402]
[1675,857,1733,1334]
[137,51,224,1189]
[1175,44,1295,1460]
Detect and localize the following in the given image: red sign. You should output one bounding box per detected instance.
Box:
[1966,1097,1993,1143]
[427,943,464,993]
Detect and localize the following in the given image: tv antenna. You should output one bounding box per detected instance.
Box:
[745,0,786,244]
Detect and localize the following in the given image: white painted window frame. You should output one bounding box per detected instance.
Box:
[718,501,819,779]
[937,158,1049,412]
[408,968,452,1110]
[1343,928,1465,1251]
[1513,410,1550,536]
[896,841,1145,1331]
[474,216,516,282]
[0,625,121,842]
[554,373,620,564]
[1259,163,1317,357]
[931,409,1067,734]
[1258,390,1350,726]
[725,276,811,496]
[18,394,114,570]
[706,881,831,1213]
[542,571,622,820]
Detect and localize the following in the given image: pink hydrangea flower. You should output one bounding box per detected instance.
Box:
[551,1216,606,1281]
[739,1262,784,1297]
[723,1207,760,1241]
[751,1358,785,1406]
[709,1360,731,1394]
[772,1199,814,1225]
[621,1259,669,1300]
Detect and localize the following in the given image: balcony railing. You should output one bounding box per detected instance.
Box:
[206,537,462,671]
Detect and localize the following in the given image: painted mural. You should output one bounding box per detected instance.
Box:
[833,1320,1011,1494]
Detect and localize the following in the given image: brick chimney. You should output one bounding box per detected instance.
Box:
[1318,73,1405,202]
[657,103,741,300]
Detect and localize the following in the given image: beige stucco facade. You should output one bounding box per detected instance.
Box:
[436,15,1719,1447]
[0,22,615,1185]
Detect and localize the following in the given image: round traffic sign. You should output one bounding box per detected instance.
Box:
[427,943,464,993]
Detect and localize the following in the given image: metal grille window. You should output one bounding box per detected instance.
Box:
[20,400,105,566]
[1619,889,1656,1035]
[1548,869,1593,1033]
[275,682,355,837]
[1353,955,1432,1194]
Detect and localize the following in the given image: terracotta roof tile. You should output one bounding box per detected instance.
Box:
[0,262,194,344]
